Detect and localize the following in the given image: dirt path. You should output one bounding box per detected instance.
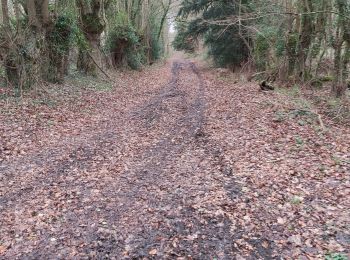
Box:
[1,59,349,259]
[1,60,242,259]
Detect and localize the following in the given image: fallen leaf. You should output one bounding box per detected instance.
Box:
[149,249,157,255]
[288,235,302,246]
[0,245,7,254]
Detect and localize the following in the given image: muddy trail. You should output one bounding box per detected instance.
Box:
[1,60,255,259]
[3,59,348,259]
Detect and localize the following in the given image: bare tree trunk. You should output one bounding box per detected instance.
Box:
[342,42,350,81]
[332,24,345,97]
[157,0,171,42]
[332,43,346,97]
[284,0,297,78]
[332,0,350,97]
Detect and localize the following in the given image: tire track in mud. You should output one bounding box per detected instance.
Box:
[1,60,251,259]
[0,60,214,258]
[90,60,237,259]
[98,61,272,259]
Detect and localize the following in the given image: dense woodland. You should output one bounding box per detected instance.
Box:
[173,0,350,97]
[0,0,174,89]
[0,0,349,97]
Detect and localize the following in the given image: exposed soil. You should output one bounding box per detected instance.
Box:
[0,58,349,259]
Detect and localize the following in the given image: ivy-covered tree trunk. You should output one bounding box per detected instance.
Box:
[295,0,314,80]
[76,0,105,76]
[44,15,73,83]
[22,0,64,84]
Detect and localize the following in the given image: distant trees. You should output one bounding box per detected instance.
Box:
[173,0,250,69]
[174,0,350,97]
[0,0,173,90]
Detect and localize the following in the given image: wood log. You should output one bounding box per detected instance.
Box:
[260,81,274,91]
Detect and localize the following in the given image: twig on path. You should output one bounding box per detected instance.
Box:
[317,113,325,130]
[310,109,326,131]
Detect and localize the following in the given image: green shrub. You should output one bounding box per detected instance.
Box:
[126,49,145,70]
[104,12,145,70]
[325,253,348,260]
[172,20,197,53]
[319,75,334,82]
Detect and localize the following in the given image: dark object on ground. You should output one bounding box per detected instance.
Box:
[347,82,350,90]
[311,79,323,89]
[260,81,274,91]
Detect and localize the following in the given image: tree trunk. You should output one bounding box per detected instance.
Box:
[77,34,102,76]
[332,41,346,97]
[331,0,350,97]
[295,0,314,80]
[1,0,21,88]
[76,0,105,76]
[44,15,73,83]
[332,24,346,97]
[62,50,70,75]
[342,42,350,81]
[157,0,171,42]
[15,0,55,84]
[285,32,297,77]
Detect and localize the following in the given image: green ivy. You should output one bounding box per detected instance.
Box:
[325,253,348,260]
[104,12,146,70]
[172,20,197,53]
[47,15,74,55]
